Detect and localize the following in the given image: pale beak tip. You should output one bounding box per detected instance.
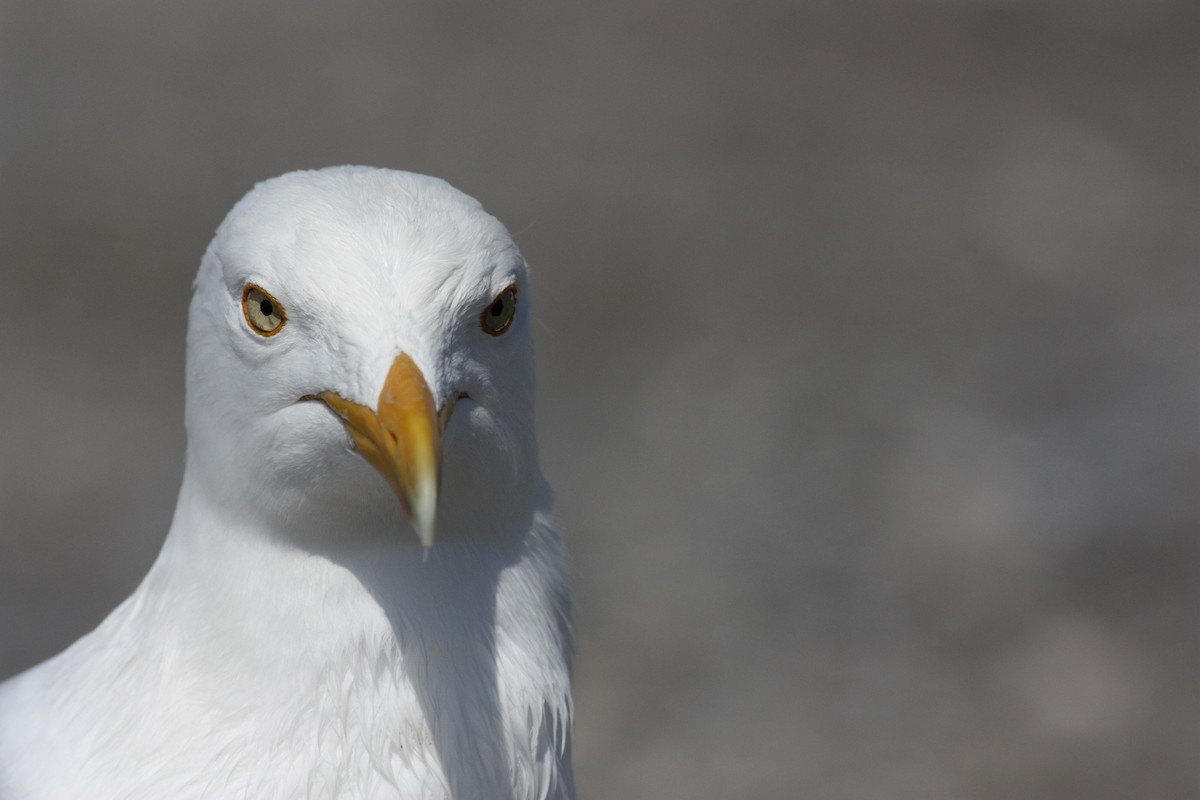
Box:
[418,529,435,549]
[411,483,438,549]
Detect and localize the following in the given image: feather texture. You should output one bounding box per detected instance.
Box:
[0,168,575,799]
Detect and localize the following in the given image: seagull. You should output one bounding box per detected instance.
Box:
[0,167,575,799]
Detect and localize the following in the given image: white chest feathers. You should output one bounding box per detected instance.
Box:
[0,532,575,800]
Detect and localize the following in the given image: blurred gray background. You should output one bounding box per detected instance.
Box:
[1,1,1198,797]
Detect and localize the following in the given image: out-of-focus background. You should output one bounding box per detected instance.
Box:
[1,2,1197,797]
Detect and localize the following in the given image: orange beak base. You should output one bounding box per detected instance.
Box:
[314,354,441,547]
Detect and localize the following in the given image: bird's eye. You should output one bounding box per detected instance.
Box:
[480,284,517,336]
[242,284,286,336]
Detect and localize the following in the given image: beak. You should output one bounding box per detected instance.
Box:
[315,354,442,547]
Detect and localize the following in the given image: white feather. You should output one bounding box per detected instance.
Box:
[0,167,574,799]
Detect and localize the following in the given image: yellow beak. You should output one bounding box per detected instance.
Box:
[316,354,441,547]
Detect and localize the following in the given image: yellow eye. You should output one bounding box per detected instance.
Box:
[480,284,517,336]
[242,284,286,336]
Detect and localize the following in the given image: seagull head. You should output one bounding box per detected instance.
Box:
[183,167,539,547]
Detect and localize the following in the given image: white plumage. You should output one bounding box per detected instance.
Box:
[0,167,575,799]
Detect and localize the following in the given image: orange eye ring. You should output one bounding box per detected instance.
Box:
[242,284,287,336]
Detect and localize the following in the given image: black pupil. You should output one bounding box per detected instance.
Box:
[260,298,274,317]
[490,298,505,318]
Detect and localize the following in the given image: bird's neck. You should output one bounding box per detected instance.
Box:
[115,461,574,796]
[149,458,568,673]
